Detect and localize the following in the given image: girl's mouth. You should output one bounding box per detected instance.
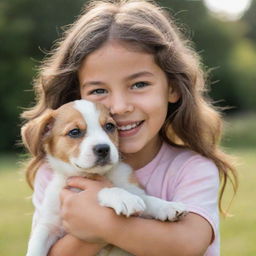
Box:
[117,121,144,137]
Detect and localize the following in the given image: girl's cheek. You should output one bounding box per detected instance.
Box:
[80,90,90,100]
[81,93,95,102]
[89,97,110,109]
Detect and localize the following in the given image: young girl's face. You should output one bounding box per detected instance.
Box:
[78,41,178,163]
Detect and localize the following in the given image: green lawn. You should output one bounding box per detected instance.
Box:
[0,148,255,256]
[0,155,33,256]
[220,148,256,256]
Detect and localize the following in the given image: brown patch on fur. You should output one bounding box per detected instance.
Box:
[45,102,87,163]
[96,103,119,147]
[21,109,54,156]
[22,102,88,164]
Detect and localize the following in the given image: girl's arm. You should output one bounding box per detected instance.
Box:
[48,235,105,256]
[106,212,212,256]
[60,177,213,256]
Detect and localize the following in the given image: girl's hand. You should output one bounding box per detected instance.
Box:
[60,176,115,244]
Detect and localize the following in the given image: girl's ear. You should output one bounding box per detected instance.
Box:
[21,109,54,156]
[168,86,180,103]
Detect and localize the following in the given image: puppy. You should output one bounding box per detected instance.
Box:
[22,99,186,256]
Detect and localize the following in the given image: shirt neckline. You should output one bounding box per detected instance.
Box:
[135,141,167,175]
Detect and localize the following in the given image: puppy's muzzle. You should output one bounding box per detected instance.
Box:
[93,144,111,166]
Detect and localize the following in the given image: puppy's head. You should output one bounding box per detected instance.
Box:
[21,100,119,176]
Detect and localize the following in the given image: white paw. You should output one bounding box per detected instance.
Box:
[98,187,146,217]
[153,202,187,222]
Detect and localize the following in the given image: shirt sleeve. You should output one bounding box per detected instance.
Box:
[170,155,220,243]
[31,163,53,230]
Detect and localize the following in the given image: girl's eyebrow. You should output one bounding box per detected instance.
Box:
[81,81,105,87]
[125,71,154,80]
[81,71,154,87]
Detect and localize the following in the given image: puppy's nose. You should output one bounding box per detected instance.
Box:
[93,144,110,159]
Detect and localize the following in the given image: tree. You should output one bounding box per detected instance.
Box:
[0,0,85,152]
[242,0,256,43]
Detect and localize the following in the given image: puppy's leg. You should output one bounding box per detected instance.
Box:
[26,222,63,256]
[111,183,187,222]
[107,162,187,221]
[117,185,187,221]
[119,182,187,221]
[98,187,146,217]
[26,175,65,256]
[140,195,187,221]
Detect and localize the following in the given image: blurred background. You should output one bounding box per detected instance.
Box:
[0,0,255,255]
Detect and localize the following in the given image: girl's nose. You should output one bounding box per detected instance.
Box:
[108,93,134,115]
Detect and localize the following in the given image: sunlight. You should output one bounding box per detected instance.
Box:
[204,0,252,20]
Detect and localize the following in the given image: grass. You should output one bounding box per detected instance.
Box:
[220,148,256,256]
[0,112,256,256]
[0,155,33,256]
[223,113,256,149]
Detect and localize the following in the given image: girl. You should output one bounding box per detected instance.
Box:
[21,0,237,255]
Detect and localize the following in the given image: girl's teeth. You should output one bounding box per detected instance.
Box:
[118,122,140,131]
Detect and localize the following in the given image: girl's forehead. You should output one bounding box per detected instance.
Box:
[82,41,154,65]
[78,41,163,81]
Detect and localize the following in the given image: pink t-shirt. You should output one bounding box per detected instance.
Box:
[32,142,220,255]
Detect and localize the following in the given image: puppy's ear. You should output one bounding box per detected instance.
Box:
[21,109,54,156]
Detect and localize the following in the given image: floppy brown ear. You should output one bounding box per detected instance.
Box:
[21,109,54,156]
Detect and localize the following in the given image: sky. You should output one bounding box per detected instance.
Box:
[203,0,252,20]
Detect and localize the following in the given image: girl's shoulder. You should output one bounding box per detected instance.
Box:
[161,142,220,189]
[136,141,218,177]
[135,142,219,197]
[163,143,218,175]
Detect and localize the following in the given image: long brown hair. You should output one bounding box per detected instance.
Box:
[21,0,237,214]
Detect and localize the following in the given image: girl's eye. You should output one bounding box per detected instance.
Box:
[131,81,150,89]
[104,123,116,133]
[89,89,107,95]
[67,128,84,138]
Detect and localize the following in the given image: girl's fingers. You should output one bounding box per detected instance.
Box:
[60,177,106,204]
[60,188,74,204]
[67,176,112,190]
[66,176,98,190]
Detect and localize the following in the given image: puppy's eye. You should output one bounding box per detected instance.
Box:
[104,123,116,133]
[67,128,84,138]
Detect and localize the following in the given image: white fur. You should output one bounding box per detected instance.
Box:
[26,100,187,256]
[71,100,119,171]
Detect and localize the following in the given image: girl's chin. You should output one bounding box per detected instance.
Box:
[119,142,143,155]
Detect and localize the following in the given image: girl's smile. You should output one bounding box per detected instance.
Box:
[116,120,144,137]
[78,41,179,169]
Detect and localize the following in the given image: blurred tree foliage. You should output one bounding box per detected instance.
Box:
[0,0,256,152]
[158,0,256,111]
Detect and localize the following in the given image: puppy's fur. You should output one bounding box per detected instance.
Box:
[22,99,186,256]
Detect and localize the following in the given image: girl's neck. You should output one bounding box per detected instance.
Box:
[122,137,163,170]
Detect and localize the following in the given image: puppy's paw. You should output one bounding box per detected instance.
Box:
[98,187,146,217]
[155,202,188,222]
